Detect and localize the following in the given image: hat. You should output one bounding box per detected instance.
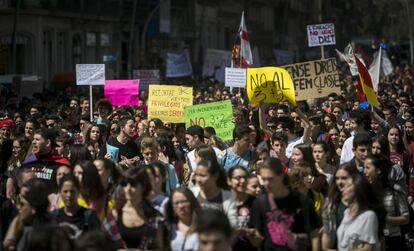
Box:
[0,120,13,129]
[186,125,205,138]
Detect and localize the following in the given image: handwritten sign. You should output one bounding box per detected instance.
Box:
[148,85,193,123]
[282,58,341,100]
[225,68,246,88]
[104,80,139,106]
[185,100,234,141]
[246,67,296,107]
[75,64,105,85]
[307,23,336,47]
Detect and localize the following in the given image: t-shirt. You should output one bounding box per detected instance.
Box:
[218,147,252,173]
[286,136,304,159]
[390,151,404,167]
[197,191,223,211]
[99,136,139,162]
[337,209,380,251]
[169,224,199,251]
[340,135,355,164]
[249,191,321,251]
[383,189,409,237]
[233,195,257,251]
[50,207,101,239]
[20,153,70,194]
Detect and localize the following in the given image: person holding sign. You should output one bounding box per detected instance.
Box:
[98,116,139,167]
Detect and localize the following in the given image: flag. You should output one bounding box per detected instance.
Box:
[355,56,381,109]
[368,47,382,92]
[231,11,253,68]
[336,44,365,101]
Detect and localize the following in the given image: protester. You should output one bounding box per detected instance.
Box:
[165,187,200,251]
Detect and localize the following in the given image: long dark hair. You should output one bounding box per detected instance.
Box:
[196,159,228,190]
[84,124,104,148]
[77,161,105,201]
[387,126,405,154]
[294,144,319,177]
[165,187,201,228]
[350,174,386,238]
[372,136,390,157]
[155,136,178,162]
[69,145,92,166]
[365,154,391,189]
[324,163,359,213]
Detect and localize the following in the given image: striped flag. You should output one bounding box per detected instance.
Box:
[355,55,381,109]
[231,11,253,68]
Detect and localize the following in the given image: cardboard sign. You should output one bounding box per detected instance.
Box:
[132,69,160,85]
[225,68,246,88]
[75,64,105,85]
[246,67,296,106]
[185,100,234,141]
[282,58,341,101]
[104,80,139,106]
[307,23,336,47]
[166,50,193,78]
[148,85,193,123]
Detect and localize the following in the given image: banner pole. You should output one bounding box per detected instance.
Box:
[321,46,325,59]
[89,85,93,122]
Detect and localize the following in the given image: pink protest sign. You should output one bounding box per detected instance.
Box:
[104,80,139,106]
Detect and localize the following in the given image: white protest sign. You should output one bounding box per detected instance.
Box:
[76,64,105,85]
[133,69,160,85]
[225,67,246,88]
[166,49,193,78]
[307,23,336,47]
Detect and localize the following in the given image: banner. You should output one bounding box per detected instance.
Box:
[282,58,341,100]
[104,80,139,106]
[246,67,296,106]
[75,64,105,85]
[148,85,193,123]
[132,69,160,85]
[202,48,232,78]
[185,100,234,141]
[307,23,336,47]
[166,49,193,78]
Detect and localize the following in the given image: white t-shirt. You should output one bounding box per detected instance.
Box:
[186,146,221,172]
[337,209,380,251]
[286,136,304,158]
[170,230,199,251]
[340,135,355,164]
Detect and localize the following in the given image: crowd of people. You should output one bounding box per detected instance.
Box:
[0,61,414,251]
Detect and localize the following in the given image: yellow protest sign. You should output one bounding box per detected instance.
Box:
[246,67,296,106]
[148,85,193,123]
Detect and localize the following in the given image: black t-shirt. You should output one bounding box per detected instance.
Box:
[249,191,321,251]
[197,191,223,211]
[99,136,139,162]
[233,195,257,251]
[50,207,101,239]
